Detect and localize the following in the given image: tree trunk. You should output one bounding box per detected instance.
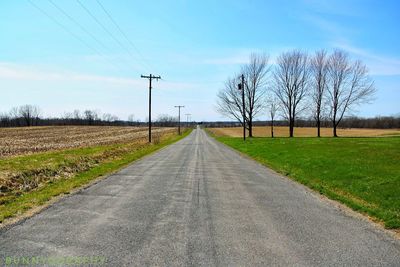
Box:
[333,121,338,137]
[271,119,274,138]
[317,118,321,137]
[248,119,253,137]
[289,118,294,137]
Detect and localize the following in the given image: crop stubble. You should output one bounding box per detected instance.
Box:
[0,126,175,158]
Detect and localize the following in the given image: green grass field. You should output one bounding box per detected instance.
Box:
[216,136,400,229]
[0,130,191,224]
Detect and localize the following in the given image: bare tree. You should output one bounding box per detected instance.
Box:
[242,53,270,137]
[127,114,135,123]
[9,107,19,119]
[310,50,329,137]
[272,50,310,137]
[83,110,99,125]
[267,96,279,138]
[102,113,118,122]
[216,76,244,124]
[156,114,176,127]
[127,114,140,126]
[8,107,20,126]
[216,53,270,137]
[327,50,376,137]
[62,112,73,120]
[0,112,11,127]
[18,105,41,126]
[73,109,81,120]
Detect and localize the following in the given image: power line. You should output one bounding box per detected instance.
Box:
[48,0,108,52]
[47,0,138,72]
[29,1,99,56]
[95,0,153,72]
[76,0,145,73]
[28,0,123,72]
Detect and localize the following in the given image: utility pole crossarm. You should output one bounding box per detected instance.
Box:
[141,75,161,80]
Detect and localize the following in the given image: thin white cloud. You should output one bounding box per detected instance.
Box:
[299,1,360,44]
[299,1,400,76]
[201,48,286,67]
[201,48,265,66]
[0,62,203,90]
[0,62,139,85]
[302,15,346,37]
[332,43,400,76]
[302,0,365,18]
[202,54,249,65]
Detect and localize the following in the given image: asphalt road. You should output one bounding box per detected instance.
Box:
[1,128,399,266]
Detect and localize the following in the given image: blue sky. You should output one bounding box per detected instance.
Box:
[0,0,399,121]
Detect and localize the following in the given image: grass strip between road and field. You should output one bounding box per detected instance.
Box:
[212,133,400,229]
[0,129,192,225]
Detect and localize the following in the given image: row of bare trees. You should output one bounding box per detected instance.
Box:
[0,105,42,127]
[217,49,376,137]
[0,106,138,127]
[203,116,400,129]
[0,105,185,128]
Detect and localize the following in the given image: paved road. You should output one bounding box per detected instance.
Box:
[1,128,399,266]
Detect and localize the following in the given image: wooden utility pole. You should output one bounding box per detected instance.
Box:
[185,113,191,128]
[174,105,184,135]
[141,74,161,143]
[238,74,246,141]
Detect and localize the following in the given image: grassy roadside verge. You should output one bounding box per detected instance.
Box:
[0,129,191,224]
[212,134,400,229]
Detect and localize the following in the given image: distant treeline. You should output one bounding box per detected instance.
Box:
[203,116,400,129]
[0,105,192,128]
[1,104,398,129]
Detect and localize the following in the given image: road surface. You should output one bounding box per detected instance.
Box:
[1,128,399,266]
